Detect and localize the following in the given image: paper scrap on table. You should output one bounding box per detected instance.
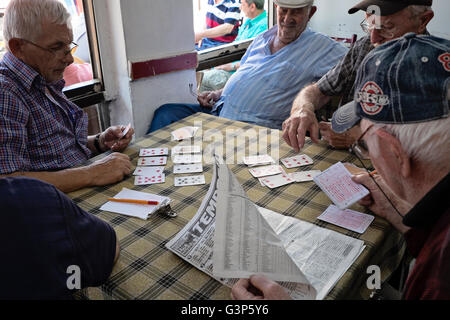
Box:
[318,205,375,234]
[133,166,165,176]
[100,188,171,220]
[171,126,200,141]
[313,162,369,210]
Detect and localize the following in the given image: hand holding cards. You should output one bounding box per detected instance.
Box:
[314,162,369,210]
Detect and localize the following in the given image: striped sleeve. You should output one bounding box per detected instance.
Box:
[224,2,241,25]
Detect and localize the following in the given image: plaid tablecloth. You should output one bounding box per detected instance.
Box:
[69,113,405,300]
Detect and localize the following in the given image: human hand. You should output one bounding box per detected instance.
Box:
[319,122,356,149]
[197,90,221,108]
[195,32,203,43]
[352,172,412,234]
[88,153,132,187]
[101,125,134,152]
[282,103,319,152]
[231,275,292,300]
[215,63,236,72]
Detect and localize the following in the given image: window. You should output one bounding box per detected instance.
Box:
[193,0,273,70]
[0,0,104,110]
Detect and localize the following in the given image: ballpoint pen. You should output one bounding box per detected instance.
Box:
[107,198,159,205]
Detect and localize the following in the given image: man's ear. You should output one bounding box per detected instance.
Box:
[418,10,434,34]
[375,129,411,179]
[309,6,317,19]
[8,38,25,59]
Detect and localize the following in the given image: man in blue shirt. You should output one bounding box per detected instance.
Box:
[0,177,119,299]
[148,0,347,132]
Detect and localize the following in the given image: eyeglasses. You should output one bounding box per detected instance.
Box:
[22,39,78,58]
[360,19,396,39]
[350,124,404,218]
[351,124,372,160]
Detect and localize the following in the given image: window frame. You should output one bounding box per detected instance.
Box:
[62,0,105,108]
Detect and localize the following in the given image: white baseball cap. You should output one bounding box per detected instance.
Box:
[273,0,314,8]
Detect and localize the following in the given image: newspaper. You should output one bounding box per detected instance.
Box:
[166,161,365,300]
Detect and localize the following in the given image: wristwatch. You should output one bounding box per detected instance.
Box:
[94,133,103,153]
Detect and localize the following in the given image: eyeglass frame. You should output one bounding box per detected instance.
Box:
[349,123,404,218]
[21,38,78,58]
[360,18,396,39]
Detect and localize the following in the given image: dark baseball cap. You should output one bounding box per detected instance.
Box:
[331,33,449,133]
[349,0,433,16]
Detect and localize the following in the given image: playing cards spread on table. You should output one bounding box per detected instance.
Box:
[289,170,322,182]
[137,157,167,166]
[133,166,165,176]
[243,155,275,167]
[134,174,166,186]
[171,126,200,141]
[249,165,284,178]
[139,148,169,157]
[173,163,203,174]
[260,173,294,189]
[313,162,370,210]
[281,154,314,169]
[318,205,375,234]
[172,145,201,155]
[174,175,206,187]
[173,154,203,164]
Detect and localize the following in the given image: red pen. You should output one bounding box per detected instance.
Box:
[107,198,159,205]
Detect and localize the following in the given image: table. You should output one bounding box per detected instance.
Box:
[70,113,405,300]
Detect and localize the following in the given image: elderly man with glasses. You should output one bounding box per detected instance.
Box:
[232,33,450,300]
[0,0,135,193]
[282,0,434,152]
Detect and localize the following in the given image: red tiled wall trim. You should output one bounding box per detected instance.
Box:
[129,52,198,80]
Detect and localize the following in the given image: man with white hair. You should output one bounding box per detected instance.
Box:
[282,0,434,152]
[232,33,450,300]
[0,0,134,193]
[148,0,348,132]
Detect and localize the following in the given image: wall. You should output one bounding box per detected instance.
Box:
[310,0,450,40]
[94,0,197,138]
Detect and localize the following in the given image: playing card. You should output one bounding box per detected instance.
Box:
[172,145,202,155]
[249,165,284,178]
[171,126,200,141]
[289,170,322,182]
[243,155,275,167]
[174,175,206,187]
[137,157,167,166]
[173,154,202,164]
[121,123,131,139]
[281,154,314,169]
[134,174,166,186]
[133,166,165,176]
[173,163,203,174]
[139,148,169,157]
[317,205,375,234]
[313,162,370,210]
[260,173,294,189]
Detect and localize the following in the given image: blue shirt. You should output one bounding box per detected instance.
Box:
[0,177,116,299]
[235,11,268,42]
[217,26,348,129]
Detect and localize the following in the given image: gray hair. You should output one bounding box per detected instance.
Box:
[245,0,265,10]
[376,117,450,173]
[408,4,433,17]
[3,0,72,49]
